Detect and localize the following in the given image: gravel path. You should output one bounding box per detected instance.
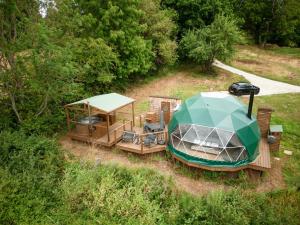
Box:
[213,60,300,96]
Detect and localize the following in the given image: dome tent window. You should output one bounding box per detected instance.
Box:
[171,124,247,162]
[168,92,260,168]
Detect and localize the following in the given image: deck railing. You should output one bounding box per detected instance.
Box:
[139,130,168,154]
[108,120,133,144]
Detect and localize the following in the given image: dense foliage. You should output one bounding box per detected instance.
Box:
[0,0,177,133]
[233,0,300,47]
[180,14,241,71]
[163,0,300,47]
[0,132,299,224]
[162,0,235,37]
[0,1,300,224]
[0,131,64,224]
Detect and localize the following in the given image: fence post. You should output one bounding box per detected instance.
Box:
[139,115,142,128]
[114,129,117,144]
[141,136,144,154]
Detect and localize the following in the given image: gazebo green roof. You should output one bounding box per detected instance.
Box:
[168,92,261,168]
[67,93,135,113]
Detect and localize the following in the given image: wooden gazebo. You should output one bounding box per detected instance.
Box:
[64,93,135,147]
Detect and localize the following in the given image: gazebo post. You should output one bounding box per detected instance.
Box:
[132,102,135,127]
[106,113,110,142]
[87,102,92,137]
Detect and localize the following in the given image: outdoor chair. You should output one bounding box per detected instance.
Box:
[122,131,137,143]
[143,133,157,147]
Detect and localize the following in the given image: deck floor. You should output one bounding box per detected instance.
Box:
[116,141,166,154]
[116,126,167,154]
[68,121,131,147]
[249,138,271,170]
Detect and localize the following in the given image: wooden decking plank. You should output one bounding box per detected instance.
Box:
[116,141,166,154]
[249,138,271,170]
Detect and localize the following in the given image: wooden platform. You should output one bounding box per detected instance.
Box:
[249,138,271,171]
[172,138,271,172]
[116,126,167,155]
[116,141,166,154]
[68,121,131,147]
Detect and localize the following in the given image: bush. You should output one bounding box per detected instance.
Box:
[0,131,64,224]
[58,163,179,224]
[180,14,241,71]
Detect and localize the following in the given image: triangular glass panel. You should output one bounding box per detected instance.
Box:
[236,148,248,161]
[193,125,213,140]
[176,140,187,153]
[171,134,181,149]
[226,134,243,147]
[179,124,191,138]
[217,148,232,162]
[171,126,181,139]
[226,147,245,161]
[215,128,234,147]
[203,129,223,148]
[182,126,198,144]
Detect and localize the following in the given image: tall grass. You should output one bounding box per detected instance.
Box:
[0,130,299,225]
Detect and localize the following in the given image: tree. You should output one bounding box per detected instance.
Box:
[50,0,177,91]
[162,0,234,38]
[0,1,80,125]
[140,0,178,66]
[180,14,241,71]
[234,0,300,47]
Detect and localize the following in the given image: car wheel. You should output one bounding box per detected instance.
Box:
[236,90,242,96]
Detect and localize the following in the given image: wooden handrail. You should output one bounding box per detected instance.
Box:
[108,121,132,135]
[140,136,144,153]
[139,130,166,137]
[116,111,132,115]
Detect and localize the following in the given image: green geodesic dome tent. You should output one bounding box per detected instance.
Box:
[168,92,261,168]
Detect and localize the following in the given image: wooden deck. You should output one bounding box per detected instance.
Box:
[249,138,271,171]
[116,142,166,154]
[172,138,271,172]
[116,126,167,154]
[68,121,132,147]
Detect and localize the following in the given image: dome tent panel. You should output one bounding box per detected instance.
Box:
[204,129,223,148]
[193,125,214,140]
[215,128,235,147]
[168,92,261,168]
[236,124,260,161]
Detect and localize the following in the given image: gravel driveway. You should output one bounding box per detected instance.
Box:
[213,60,300,96]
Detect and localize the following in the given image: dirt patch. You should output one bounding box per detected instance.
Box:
[236,59,262,65]
[255,157,286,192]
[61,136,286,196]
[60,136,227,196]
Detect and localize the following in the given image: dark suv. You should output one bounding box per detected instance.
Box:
[228,82,260,96]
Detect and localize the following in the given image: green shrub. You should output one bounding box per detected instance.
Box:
[58,163,179,225]
[180,14,242,71]
[0,131,64,224]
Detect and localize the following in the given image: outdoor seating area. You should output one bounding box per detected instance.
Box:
[116,96,179,154]
[65,93,135,147]
[64,92,280,173]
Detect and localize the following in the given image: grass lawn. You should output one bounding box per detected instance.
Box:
[231,45,300,85]
[127,64,247,115]
[253,93,300,188]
